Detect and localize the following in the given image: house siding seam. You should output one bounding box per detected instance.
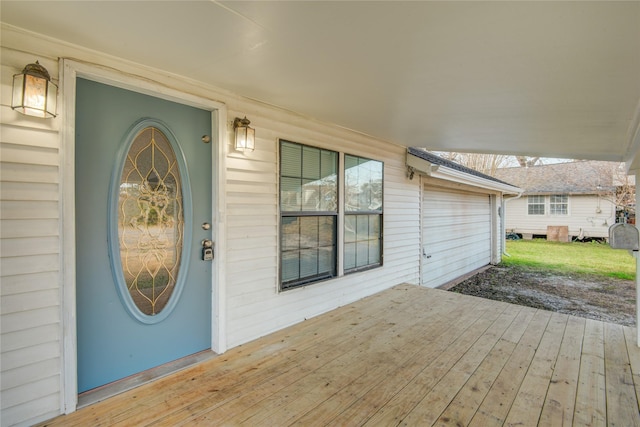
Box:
[1,28,421,425]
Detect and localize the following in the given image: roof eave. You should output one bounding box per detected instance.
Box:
[407,154,522,195]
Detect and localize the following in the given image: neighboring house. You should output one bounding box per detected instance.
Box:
[493,161,634,241]
[0,28,520,426]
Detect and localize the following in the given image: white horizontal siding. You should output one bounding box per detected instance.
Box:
[422,187,492,288]
[505,195,615,238]
[223,106,420,348]
[1,307,60,336]
[1,26,420,425]
[1,47,62,427]
[0,162,59,183]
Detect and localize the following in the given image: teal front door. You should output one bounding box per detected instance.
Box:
[75,78,213,393]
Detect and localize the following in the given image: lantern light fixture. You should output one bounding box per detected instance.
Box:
[233,116,255,152]
[11,61,58,119]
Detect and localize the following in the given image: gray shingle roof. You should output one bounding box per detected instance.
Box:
[408,147,513,186]
[493,161,622,195]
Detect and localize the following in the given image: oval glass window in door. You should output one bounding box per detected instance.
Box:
[117,126,184,317]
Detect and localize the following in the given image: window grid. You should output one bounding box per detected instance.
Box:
[528,195,545,215]
[344,154,383,273]
[280,141,338,289]
[550,194,568,215]
[279,141,383,290]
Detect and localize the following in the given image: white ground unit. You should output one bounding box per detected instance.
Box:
[407,148,522,289]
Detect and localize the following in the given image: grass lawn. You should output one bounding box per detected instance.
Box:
[503,239,636,280]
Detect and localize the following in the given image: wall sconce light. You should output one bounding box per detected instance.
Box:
[233,116,255,152]
[11,61,58,118]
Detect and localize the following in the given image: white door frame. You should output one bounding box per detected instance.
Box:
[59,59,228,413]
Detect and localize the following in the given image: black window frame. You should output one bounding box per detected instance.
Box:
[279,140,338,290]
[343,153,384,274]
[278,141,384,291]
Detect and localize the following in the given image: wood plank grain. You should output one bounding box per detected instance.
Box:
[361,300,509,426]
[34,286,640,427]
[503,312,569,426]
[573,319,606,427]
[286,293,502,427]
[468,309,551,427]
[538,315,585,427]
[604,322,640,427]
[208,289,468,426]
[101,286,426,427]
[623,325,640,415]
[399,304,523,426]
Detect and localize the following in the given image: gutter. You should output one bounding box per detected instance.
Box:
[502,191,524,257]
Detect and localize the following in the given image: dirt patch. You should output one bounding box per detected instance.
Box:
[450,265,637,326]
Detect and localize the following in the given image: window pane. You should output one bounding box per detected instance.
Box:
[344,215,356,243]
[356,215,369,241]
[369,215,380,236]
[281,217,300,250]
[318,216,335,247]
[300,248,319,278]
[356,241,369,268]
[281,251,300,283]
[282,141,337,214]
[280,214,336,288]
[369,239,380,264]
[281,177,302,211]
[281,141,301,177]
[321,150,337,180]
[302,179,320,211]
[345,213,381,272]
[300,216,319,248]
[528,195,545,215]
[550,194,568,215]
[345,155,383,212]
[369,161,383,211]
[319,180,337,211]
[302,146,320,179]
[344,242,356,270]
[318,247,334,275]
[345,154,358,171]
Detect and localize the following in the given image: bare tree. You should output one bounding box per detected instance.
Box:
[580,161,635,222]
[515,156,541,167]
[611,163,636,221]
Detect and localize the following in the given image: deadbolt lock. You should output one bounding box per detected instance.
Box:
[202,239,214,261]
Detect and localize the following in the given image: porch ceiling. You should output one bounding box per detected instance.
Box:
[2,1,640,168]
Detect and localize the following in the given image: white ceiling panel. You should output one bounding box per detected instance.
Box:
[2,1,639,166]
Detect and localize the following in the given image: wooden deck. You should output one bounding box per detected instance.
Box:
[41,284,640,426]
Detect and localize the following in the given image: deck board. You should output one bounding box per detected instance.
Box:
[538,315,585,427]
[504,312,569,426]
[38,284,640,427]
[604,323,640,427]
